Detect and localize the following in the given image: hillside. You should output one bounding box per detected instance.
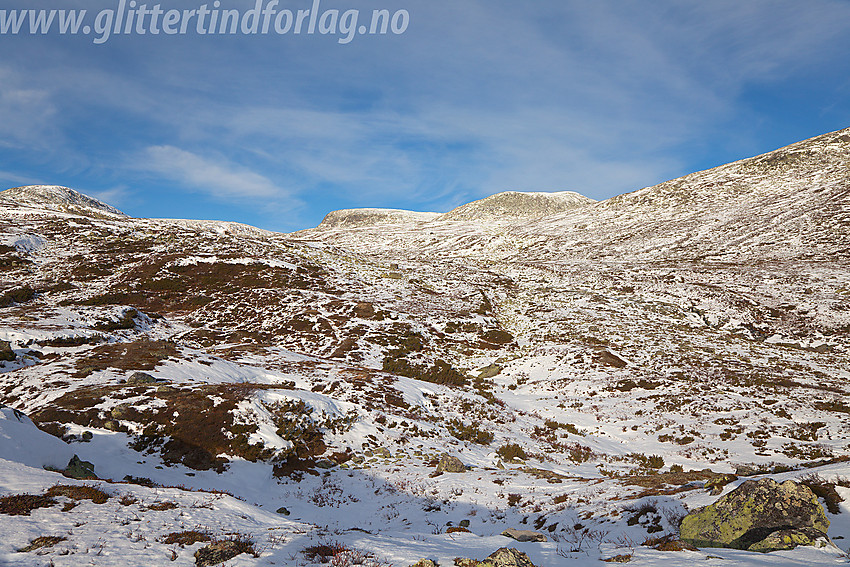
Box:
[438,191,594,221]
[0,185,126,217]
[0,128,849,566]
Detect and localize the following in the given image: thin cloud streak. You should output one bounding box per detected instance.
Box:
[141,145,287,200]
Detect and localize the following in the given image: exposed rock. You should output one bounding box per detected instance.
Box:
[63,455,97,479]
[680,478,830,551]
[501,528,547,542]
[746,527,831,553]
[194,540,254,566]
[0,185,126,216]
[704,473,738,496]
[110,404,132,419]
[276,506,290,516]
[436,453,466,473]
[593,350,626,368]
[409,560,438,567]
[482,329,514,345]
[0,340,15,362]
[454,547,538,567]
[126,372,163,385]
[477,364,502,379]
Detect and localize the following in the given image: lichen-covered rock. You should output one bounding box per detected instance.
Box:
[680,478,829,551]
[453,547,537,567]
[126,371,161,385]
[436,453,466,473]
[501,528,547,542]
[746,527,830,553]
[110,404,132,419]
[410,560,438,567]
[64,455,97,479]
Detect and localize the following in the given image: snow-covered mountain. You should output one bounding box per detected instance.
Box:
[439,190,594,221]
[318,207,441,228]
[0,185,126,217]
[1,128,849,566]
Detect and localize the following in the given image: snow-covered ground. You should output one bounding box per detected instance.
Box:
[1,128,849,566]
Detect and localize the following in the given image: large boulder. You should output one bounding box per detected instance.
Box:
[680,478,830,552]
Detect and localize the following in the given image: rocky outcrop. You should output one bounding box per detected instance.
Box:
[501,528,547,542]
[454,547,538,567]
[0,185,126,216]
[680,478,830,552]
[126,372,164,385]
[63,455,97,479]
[0,340,15,362]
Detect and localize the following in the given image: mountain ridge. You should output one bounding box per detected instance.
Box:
[0,185,126,217]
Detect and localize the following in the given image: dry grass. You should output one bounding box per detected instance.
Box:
[146,501,178,511]
[46,484,110,504]
[161,530,212,546]
[0,493,57,516]
[17,536,67,552]
[642,534,698,551]
[801,473,844,515]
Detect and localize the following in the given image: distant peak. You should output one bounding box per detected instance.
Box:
[439,190,595,221]
[318,208,440,229]
[0,185,126,217]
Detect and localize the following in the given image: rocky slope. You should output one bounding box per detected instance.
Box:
[0,128,849,566]
[0,185,126,217]
[438,190,594,221]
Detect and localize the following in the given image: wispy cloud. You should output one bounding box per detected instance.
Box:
[140,145,287,200]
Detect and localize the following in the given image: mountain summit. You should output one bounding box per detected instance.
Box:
[0,185,126,217]
[439,190,594,221]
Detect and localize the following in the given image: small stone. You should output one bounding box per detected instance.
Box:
[409,560,438,567]
[276,507,290,516]
[459,519,470,528]
[501,528,547,542]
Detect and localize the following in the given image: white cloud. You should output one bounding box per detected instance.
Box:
[140,145,286,200]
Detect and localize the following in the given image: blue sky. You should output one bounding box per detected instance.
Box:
[2,0,850,231]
